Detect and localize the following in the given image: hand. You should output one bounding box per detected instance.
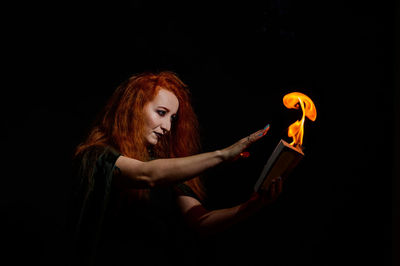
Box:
[253,176,283,206]
[221,124,270,162]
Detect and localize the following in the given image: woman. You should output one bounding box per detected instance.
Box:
[69,71,282,265]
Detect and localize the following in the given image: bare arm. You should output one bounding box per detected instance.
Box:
[114,126,270,189]
[114,150,224,188]
[176,177,283,237]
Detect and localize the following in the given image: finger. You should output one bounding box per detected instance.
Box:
[259,124,270,137]
[277,176,283,193]
[239,124,270,146]
[269,179,276,199]
[250,124,270,143]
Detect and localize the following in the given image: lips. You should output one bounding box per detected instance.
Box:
[153,132,163,139]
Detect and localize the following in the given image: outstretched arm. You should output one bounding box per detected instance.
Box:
[176,177,283,237]
[114,126,270,189]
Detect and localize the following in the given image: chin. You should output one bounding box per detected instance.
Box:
[146,137,158,146]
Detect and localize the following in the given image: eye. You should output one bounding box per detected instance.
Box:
[171,114,177,122]
[157,110,166,116]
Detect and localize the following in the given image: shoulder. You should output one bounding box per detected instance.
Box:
[72,145,121,184]
[74,145,121,167]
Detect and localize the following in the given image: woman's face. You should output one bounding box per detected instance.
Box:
[143,88,179,145]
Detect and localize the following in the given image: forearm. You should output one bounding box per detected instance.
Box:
[143,150,225,186]
[184,194,263,236]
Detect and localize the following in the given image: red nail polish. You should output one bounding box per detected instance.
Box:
[240,152,250,158]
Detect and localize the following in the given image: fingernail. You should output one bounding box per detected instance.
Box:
[240,152,250,158]
[258,124,270,136]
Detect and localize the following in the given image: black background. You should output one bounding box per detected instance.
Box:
[2,1,398,265]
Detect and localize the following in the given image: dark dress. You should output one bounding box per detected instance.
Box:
[68,146,202,266]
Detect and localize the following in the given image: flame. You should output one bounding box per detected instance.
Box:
[283,92,317,147]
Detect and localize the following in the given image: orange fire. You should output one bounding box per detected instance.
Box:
[283,92,317,148]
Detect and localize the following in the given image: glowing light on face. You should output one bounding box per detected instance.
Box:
[143,88,179,145]
[283,92,317,148]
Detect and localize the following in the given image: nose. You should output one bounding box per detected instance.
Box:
[160,119,171,134]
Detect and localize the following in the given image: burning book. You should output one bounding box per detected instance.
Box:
[254,92,316,192]
[254,139,304,192]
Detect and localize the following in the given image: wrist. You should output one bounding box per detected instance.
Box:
[246,192,264,210]
[215,149,227,162]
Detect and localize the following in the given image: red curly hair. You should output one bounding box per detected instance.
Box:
[75,71,205,200]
